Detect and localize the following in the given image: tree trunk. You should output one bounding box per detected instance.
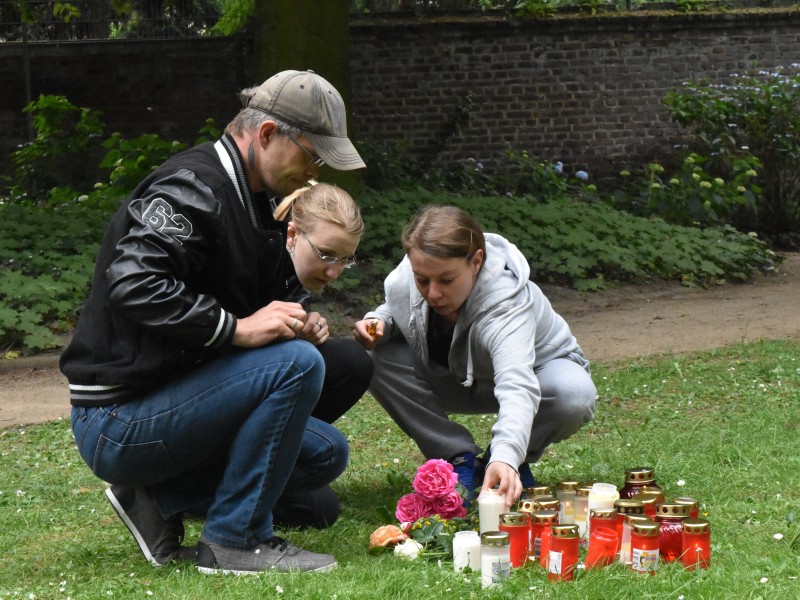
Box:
[253,0,362,192]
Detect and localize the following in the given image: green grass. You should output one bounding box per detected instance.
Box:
[2,340,799,599]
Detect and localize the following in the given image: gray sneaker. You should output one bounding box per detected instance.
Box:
[196,537,338,575]
[105,485,190,566]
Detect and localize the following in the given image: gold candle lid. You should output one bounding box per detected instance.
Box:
[656,503,691,518]
[481,531,510,547]
[631,492,658,509]
[625,513,652,526]
[682,518,710,534]
[615,499,645,515]
[557,480,580,492]
[551,524,579,539]
[499,511,530,527]
[532,496,561,511]
[631,519,659,537]
[674,496,699,510]
[530,509,559,524]
[639,486,665,504]
[522,485,552,498]
[576,484,593,498]
[624,467,656,484]
[589,507,617,521]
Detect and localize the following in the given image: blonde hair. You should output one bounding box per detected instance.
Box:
[274,183,365,238]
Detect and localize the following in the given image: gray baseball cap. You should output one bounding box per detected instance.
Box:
[249,70,366,171]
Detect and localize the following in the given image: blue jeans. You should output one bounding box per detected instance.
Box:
[71,340,349,548]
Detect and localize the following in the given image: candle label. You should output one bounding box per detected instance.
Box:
[490,559,510,582]
[631,548,659,572]
[547,550,563,574]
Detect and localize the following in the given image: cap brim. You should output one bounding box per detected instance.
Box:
[307,133,366,171]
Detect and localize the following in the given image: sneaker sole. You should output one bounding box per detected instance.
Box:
[197,562,338,575]
[105,487,163,567]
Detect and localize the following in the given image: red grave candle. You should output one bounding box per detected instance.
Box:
[499,511,530,567]
[681,518,711,569]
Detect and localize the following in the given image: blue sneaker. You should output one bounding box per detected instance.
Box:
[518,463,537,488]
[449,452,484,501]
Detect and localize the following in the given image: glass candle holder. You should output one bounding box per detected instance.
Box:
[655,503,691,562]
[681,518,711,570]
[631,492,658,517]
[573,484,592,538]
[630,519,660,574]
[499,511,530,568]
[556,480,579,524]
[620,514,652,564]
[481,531,510,588]
[529,509,558,563]
[675,496,700,519]
[547,524,580,582]
[619,467,658,499]
[453,530,481,572]
[478,488,506,534]
[588,507,617,540]
[586,525,618,569]
[614,499,645,553]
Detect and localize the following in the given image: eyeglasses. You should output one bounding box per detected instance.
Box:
[287,136,325,167]
[300,231,356,269]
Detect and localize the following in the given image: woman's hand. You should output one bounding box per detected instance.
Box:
[354,318,382,349]
[294,310,330,346]
[481,461,523,509]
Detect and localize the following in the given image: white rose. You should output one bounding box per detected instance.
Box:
[393,539,423,560]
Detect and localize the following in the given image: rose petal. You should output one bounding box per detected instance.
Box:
[369,524,409,549]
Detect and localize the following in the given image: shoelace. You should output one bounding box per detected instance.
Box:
[268,537,289,552]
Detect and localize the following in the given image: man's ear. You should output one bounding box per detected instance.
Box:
[257,120,278,147]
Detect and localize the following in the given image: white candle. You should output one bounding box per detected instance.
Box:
[478,488,506,534]
[453,530,481,572]
[587,482,620,538]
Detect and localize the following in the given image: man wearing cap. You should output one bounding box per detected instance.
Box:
[60,70,365,574]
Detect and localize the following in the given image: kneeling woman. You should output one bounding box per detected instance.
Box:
[355,205,596,507]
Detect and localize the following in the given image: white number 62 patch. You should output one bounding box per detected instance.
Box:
[142,198,193,241]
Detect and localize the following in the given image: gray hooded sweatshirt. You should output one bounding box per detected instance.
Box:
[367,233,585,469]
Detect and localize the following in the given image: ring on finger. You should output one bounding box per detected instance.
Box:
[315,321,323,330]
[291,318,299,330]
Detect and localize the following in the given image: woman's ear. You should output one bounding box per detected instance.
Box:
[286,221,298,250]
[471,248,484,273]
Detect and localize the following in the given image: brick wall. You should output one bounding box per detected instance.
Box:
[2,9,799,180]
[348,10,800,177]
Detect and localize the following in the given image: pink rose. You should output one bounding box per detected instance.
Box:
[396,492,431,523]
[412,459,459,500]
[431,489,466,519]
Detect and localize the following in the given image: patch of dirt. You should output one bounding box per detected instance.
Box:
[2,253,798,429]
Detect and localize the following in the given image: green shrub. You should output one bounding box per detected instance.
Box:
[608,153,762,227]
[0,92,782,355]
[664,65,800,248]
[6,94,105,203]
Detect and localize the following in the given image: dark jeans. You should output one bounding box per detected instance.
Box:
[72,338,373,546]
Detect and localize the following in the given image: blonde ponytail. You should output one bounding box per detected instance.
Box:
[273,179,319,222]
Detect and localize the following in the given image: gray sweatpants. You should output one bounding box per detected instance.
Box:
[369,337,597,465]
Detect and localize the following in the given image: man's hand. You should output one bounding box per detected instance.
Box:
[232,301,307,347]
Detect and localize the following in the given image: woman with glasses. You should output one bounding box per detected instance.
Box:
[270,182,373,528]
[355,205,596,510]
